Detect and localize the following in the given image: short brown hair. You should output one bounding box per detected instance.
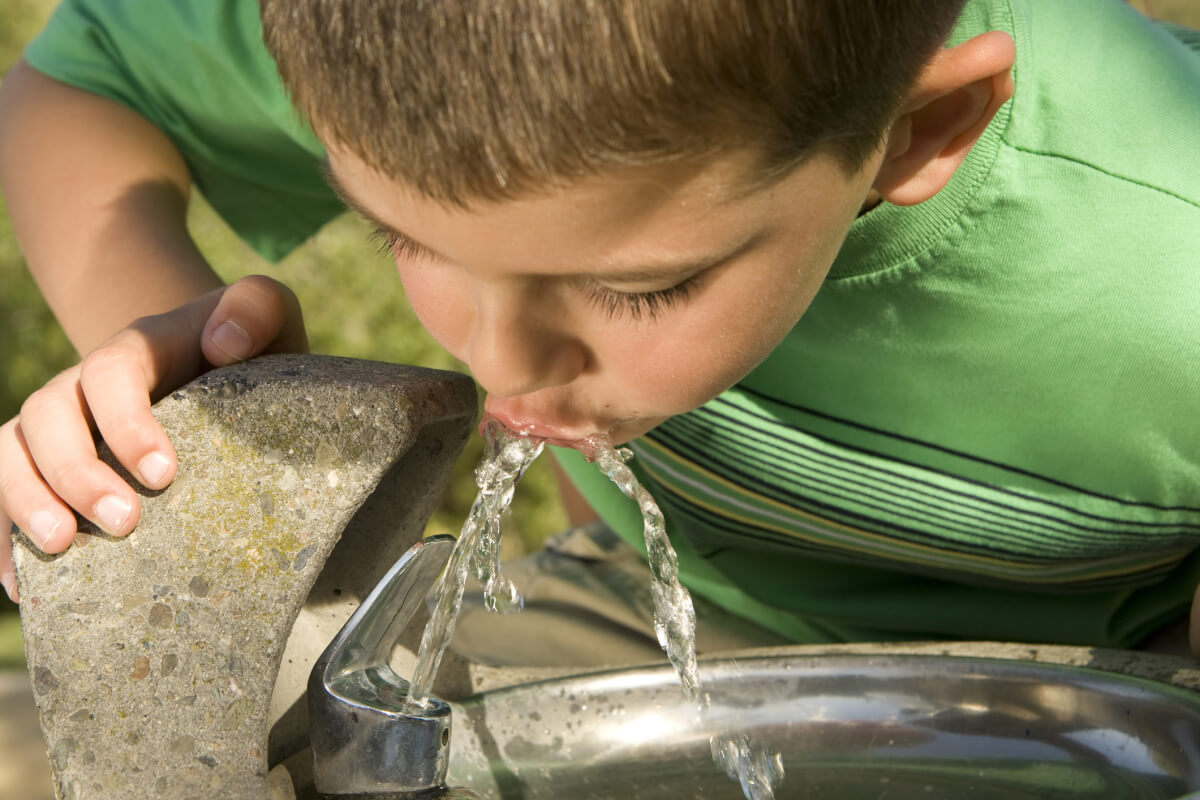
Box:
[261,0,967,204]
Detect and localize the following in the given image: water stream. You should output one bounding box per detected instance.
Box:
[405,420,543,709]
[406,419,782,798]
[592,443,784,800]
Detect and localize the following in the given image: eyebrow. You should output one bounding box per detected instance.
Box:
[321,161,452,262]
[321,159,767,282]
[588,231,766,284]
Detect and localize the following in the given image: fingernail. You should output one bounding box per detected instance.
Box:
[27,509,61,549]
[138,451,171,486]
[94,494,132,534]
[210,320,252,361]
[1,573,17,603]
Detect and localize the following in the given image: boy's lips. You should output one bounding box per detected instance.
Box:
[482,409,606,446]
[481,398,628,450]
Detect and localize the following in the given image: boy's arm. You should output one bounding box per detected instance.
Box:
[0,59,222,350]
[0,61,307,600]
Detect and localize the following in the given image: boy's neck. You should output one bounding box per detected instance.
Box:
[859,190,884,216]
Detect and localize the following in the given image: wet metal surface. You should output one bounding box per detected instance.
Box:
[311,536,456,796]
[446,654,1200,799]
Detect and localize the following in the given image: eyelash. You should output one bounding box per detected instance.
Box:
[368,225,427,262]
[369,223,698,321]
[583,280,699,322]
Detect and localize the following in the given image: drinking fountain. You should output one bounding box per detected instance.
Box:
[13,354,1200,800]
[12,354,479,799]
[308,534,455,796]
[305,533,1200,800]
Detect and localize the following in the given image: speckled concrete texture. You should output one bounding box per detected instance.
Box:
[12,355,476,800]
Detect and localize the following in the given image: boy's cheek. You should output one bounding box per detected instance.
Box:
[609,337,757,417]
[398,274,471,360]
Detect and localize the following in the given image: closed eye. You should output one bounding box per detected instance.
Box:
[583,278,699,322]
[370,220,705,321]
[368,224,439,262]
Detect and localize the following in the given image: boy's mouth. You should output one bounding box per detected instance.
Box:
[480,406,625,458]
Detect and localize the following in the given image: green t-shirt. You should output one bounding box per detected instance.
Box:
[559,0,1200,647]
[25,0,343,261]
[26,0,1200,647]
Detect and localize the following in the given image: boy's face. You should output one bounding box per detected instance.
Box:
[325,146,882,445]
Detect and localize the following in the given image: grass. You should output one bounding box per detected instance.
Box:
[0,615,24,670]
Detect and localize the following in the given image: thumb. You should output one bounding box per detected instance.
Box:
[200,275,308,366]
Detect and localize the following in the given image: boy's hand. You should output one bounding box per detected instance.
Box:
[0,275,306,602]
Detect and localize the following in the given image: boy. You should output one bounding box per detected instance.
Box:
[1,0,1198,662]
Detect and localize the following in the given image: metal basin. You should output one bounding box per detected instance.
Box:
[445,654,1200,799]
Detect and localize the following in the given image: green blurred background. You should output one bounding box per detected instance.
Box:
[2,0,1198,670]
[0,0,570,667]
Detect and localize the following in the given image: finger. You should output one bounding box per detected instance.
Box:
[0,505,18,602]
[201,275,308,366]
[18,368,141,538]
[130,285,230,399]
[0,416,79,554]
[74,285,233,490]
[78,329,179,491]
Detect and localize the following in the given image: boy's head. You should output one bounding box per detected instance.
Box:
[259,1,1013,444]
[261,0,967,204]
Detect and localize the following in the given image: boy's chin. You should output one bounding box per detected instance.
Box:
[606,416,669,446]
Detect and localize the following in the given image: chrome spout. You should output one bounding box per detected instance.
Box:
[309,535,456,796]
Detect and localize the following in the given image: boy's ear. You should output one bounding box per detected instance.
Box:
[871,31,1015,207]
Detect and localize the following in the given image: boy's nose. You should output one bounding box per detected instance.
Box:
[466,289,587,398]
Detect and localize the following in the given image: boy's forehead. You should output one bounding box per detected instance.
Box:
[323,146,783,220]
[321,144,870,279]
